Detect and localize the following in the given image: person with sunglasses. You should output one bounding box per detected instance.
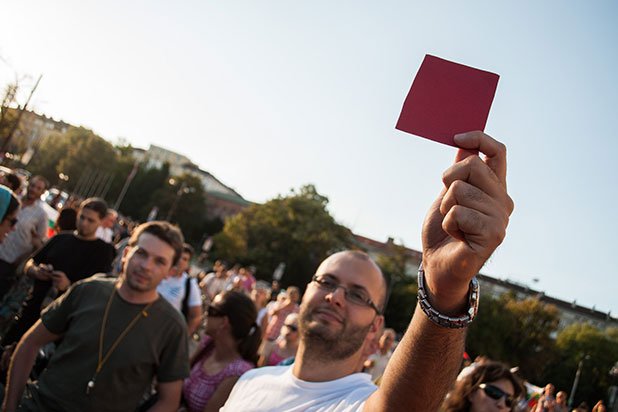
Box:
[257,313,300,367]
[221,132,514,411]
[442,361,524,411]
[182,290,262,412]
[0,185,20,243]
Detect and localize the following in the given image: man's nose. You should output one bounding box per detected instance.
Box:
[325,285,346,306]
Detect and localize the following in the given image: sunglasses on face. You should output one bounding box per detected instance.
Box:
[478,383,514,408]
[206,305,226,317]
[284,324,298,332]
[8,217,18,227]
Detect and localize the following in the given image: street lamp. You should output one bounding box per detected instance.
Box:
[569,354,590,407]
[166,179,195,221]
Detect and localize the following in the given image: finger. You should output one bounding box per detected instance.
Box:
[442,205,507,254]
[442,155,506,203]
[440,180,511,222]
[454,131,507,186]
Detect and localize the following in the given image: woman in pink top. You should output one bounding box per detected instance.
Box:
[183,291,262,412]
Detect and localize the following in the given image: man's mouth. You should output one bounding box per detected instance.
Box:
[313,308,344,324]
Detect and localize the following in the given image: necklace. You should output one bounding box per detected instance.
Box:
[86,286,155,395]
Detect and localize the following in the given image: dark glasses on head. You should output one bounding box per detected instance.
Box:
[206,305,225,317]
[479,383,514,407]
[284,324,298,332]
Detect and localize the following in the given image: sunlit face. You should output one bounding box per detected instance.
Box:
[469,378,515,412]
[299,252,384,361]
[0,210,18,242]
[174,251,191,275]
[76,208,102,238]
[123,233,175,293]
[26,178,46,201]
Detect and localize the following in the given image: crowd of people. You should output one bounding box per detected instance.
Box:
[0,133,611,411]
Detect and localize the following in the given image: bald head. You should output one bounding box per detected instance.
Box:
[316,250,389,313]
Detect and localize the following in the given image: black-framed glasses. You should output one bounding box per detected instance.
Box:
[311,275,381,314]
[478,383,514,408]
[284,323,298,332]
[206,304,226,317]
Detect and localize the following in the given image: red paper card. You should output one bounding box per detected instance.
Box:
[396,55,499,147]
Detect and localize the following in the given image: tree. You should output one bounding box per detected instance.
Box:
[465,293,560,383]
[28,126,117,191]
[212,184,353,288]
[544,323,618,407]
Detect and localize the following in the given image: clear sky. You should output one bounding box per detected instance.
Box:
[2,1,617,313]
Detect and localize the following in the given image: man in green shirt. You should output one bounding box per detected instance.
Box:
[2,221,190,412]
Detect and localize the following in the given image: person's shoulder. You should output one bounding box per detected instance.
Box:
[238,365,290,381]
[154,294,186,324]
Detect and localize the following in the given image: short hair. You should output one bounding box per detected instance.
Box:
[128,221,184,266]
[182,243,195,258]
[55,208,77,232]
[339,250,391,313]
[79,197,108,219]
[4,173,21,192]
[30,175,49,190]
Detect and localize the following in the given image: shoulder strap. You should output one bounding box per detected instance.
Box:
[181,276,191,320]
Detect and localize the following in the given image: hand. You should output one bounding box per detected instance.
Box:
[51,271,70,292]
[421,131,514,314]
[34,264,54,281]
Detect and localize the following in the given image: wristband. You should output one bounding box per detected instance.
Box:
[417,263,479,329]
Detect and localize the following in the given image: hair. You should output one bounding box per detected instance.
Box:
[80,197,108,219]
[128,221,184,266]
[2,191,20,222]
[441,361,524,412]
[216,290,262,364]
[182,243,195,258]
[4,173,21,192]
[55,208,77,232]
[30,175,49,190]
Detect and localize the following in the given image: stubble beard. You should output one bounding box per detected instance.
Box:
[298,304,372,362]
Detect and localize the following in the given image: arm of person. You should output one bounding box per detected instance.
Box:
[186,305,202,335]
[257,343,274,367]
[2,321,60,412]
[203,376,240,412]
[146,380,182,412]
[364,132,514,412]
[51,270,71,293]
[24,259,51,281]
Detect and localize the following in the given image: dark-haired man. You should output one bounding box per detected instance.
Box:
[222,132,514,411]
[1,198,115,346]
[3,221,189,411]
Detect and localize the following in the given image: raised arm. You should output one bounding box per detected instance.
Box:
[2,321,60,412]
[365,131,514,411]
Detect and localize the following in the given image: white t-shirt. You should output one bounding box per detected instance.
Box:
[96,226,114,243]
[157,272,201,312]
[366,350,392,382]
[221,365,377,412]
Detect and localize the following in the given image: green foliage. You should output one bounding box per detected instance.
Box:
[212,184,353,288]
[466,293,560,383]
[376,243,417,334]
[544,323,618,406]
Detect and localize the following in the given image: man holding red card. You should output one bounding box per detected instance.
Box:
[222,130,514,411]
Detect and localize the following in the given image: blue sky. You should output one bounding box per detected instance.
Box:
[2,1,617,313]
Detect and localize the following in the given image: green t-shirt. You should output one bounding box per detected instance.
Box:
[20,276,189,412]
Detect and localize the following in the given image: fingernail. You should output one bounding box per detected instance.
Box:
[453,133,466,143]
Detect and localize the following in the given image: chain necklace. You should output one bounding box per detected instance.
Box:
[86,286,154,395]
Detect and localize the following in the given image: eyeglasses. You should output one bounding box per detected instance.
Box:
[478,383,514,408]
[284,324,298,332]
[311,275,381,314]
[206,304,226,317]
[8,217,18,227]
